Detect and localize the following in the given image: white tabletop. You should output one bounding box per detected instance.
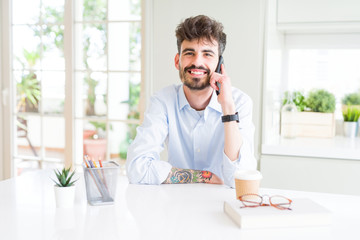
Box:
[1,170,360,240]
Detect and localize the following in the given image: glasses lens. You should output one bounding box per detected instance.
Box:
[270,196,291,209]
[239,194,262,207]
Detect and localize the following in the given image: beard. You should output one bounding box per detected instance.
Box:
[179,64,211,91]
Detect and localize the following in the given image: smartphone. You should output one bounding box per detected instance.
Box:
[215,56,224,95]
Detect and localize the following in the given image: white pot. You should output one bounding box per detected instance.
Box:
[54,185,76,208]
[343,121,359,138]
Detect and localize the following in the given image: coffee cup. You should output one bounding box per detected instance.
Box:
[234,170,262,200]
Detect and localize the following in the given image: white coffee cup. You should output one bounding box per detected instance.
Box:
[234,170,263,200]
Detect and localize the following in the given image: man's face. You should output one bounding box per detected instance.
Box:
[175,39,219,91]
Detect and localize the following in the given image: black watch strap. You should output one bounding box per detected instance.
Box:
[221,112,239,123]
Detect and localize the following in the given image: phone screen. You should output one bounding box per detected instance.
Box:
[215,56,224,95]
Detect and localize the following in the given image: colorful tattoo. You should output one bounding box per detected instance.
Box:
[163,168,213,184]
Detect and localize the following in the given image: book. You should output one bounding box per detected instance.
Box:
[224,198,332,229]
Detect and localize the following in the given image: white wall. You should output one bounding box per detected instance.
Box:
[146,0,266,162]
[0,0,3,180]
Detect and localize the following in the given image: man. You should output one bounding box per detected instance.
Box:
[126,15,256,187]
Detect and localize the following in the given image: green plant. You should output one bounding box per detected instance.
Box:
[282,91,306,112]
[16,48,41,112]
[89,121,106,132]
[52,166,77,187]
[306,89,336,113]
[342,92,360,105]
[343,106,360,122]
[16,73,41,112]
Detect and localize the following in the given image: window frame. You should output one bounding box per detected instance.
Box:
[0,0,145,179]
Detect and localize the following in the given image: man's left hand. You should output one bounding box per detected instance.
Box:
[210,64,235,114]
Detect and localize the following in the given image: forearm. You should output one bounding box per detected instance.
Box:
[222,104,242,161]
[162,167,223,184]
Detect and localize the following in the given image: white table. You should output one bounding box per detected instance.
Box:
[1,170,360,240]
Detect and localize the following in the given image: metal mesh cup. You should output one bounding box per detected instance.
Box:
[83,161,120,205]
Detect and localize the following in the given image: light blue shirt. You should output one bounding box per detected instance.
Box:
[126,84,256,187]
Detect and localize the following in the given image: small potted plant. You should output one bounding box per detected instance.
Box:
[52,166,78,208]
[342,92,360,112]
[342,106,360,138]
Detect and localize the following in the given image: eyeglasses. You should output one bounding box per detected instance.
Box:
[238,194,292,210]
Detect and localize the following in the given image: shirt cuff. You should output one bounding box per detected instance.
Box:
[222,152,239,188]
[127,157,173,185]
[222,141,257,188]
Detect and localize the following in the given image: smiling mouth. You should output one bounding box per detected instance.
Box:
[188,69,207,76]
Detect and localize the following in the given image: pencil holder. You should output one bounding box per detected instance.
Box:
[83,161,120,205]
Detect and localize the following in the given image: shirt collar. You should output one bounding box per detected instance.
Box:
[178,85,189,110]
[207,90,222,113]
[178,84,222,113]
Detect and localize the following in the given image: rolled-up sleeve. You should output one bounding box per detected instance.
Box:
[126,96,172,185]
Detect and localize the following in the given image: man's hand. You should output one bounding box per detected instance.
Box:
[209,64,235,114]
[163,167,224,184]
[210,64,242,161]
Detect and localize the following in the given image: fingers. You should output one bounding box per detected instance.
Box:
[210,64,227,92]
[210,76,219,91]
[220,64,226,75]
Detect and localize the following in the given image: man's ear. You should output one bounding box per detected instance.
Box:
[174,53,180,70]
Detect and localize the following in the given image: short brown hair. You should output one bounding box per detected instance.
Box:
[175,15,227,56]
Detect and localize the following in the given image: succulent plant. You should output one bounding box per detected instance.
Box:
[53,166,77,187]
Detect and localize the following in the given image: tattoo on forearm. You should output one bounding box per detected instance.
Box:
[163,168,213,184]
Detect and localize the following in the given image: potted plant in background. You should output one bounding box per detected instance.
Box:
[16,49,42,159]
[306,89,336,113]
[342,92,360,113]
[282,91,306,112]
[342,106,360,138]
[52,166,78,208]
[280,89,336,138]
[302,89,336,138]
[83,121,108,160]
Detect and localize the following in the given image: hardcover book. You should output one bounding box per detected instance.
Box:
[224,198,332,229]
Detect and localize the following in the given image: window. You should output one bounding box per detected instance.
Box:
[12,0,66,174]
[262,33,360,159]
[7,0,142,176]
[73,0,142,168]
[285,34,360,120]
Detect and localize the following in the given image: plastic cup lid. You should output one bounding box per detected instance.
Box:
[234,170,263,180]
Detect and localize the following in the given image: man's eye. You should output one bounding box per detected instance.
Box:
[205,53,213,57]
[184,52,194,56]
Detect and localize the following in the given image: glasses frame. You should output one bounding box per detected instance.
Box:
[238,194,292,210]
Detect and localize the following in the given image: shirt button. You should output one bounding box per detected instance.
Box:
[197,148,200,152]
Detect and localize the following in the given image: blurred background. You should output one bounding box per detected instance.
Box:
[1,0,360,195]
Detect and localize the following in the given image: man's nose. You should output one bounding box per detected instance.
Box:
[192,54,204,66]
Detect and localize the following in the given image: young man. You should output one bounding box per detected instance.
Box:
[126,15,256,187]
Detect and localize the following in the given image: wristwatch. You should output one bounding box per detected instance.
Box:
[221,112,239,123]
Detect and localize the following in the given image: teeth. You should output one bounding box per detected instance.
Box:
[190,71,205,75]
